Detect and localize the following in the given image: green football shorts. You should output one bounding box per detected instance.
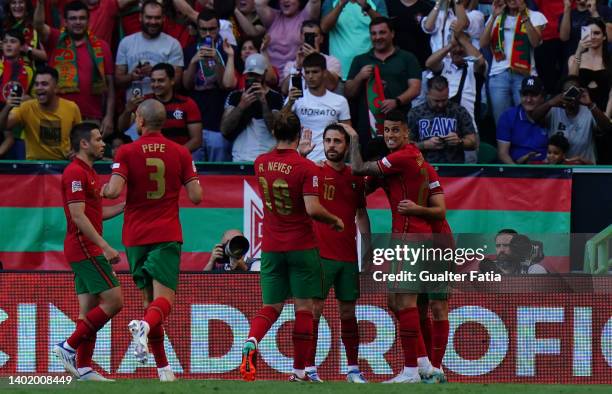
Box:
[321,258,360,302]
[70,255,120,295]
[126,242,181,291]
[260,248,323,304]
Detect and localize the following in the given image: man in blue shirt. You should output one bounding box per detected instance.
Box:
[497,76,548,164]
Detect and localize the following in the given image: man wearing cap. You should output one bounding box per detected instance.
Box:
[220,53,284,162]
[496,76,548,164]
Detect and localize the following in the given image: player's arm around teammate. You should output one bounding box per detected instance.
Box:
[54,123,124,381]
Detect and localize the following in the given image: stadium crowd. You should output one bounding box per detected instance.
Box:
[0,0,610,164]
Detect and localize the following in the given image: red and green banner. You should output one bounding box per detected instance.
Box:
[366,65,386,138]
[0,163,572,271]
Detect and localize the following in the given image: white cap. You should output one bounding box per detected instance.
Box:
[244,53,267,75]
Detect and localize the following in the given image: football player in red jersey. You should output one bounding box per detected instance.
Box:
[240,110,344,382]
[55,122,124,381]
[342,111,432,383]
[102,99,202,381]
[397,162,451,383]
[297,124,371,383]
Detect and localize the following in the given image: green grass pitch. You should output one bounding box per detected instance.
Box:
[2,380,611,394]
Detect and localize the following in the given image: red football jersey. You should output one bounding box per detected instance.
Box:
[314,163,366,262]
[140,94,202,146]
[424,162,452,236]
[112,132,198,247]
[374,144,432,234]
[254,149,319,252]
[62,157,103,263]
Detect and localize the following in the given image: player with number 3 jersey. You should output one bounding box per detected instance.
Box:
[102,99,202,382]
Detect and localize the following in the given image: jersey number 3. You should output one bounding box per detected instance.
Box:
[146,158,166,199]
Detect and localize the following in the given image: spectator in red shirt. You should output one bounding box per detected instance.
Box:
[118,63,202,152]
[84,0,138,46]
[34,0,116,137]
[533,0,566,94]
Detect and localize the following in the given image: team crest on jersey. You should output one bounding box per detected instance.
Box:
[313,176,319,188]
[381,157,392,168]
[173,109,184,120]
[71,181,82,193]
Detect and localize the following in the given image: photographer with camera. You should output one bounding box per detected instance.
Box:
[204,229,252,272]
[480,229,547,275]
[220,53,283,162]
[529,76,611,164]
[408,75,476,163]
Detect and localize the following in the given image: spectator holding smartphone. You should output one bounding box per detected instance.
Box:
[220,53,283,162]
[115,0,184,100]
[568,17,612,163]
[408,75,477,163]
[287,53,351,163]
[559,0,612,60]
[529,76,611,164]
[183,10,234,162]
[222,35,279,91]
[281,20,342,95]
[0,29,34,159]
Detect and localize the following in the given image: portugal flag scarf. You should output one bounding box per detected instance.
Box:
[52,29,106,94]
[366,65,386,138]
[491,11,532,75]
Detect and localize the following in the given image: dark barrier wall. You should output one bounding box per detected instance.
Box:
[0,273,610,383]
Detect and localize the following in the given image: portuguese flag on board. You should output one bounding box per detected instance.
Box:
[367,65,386,138]
[0,163,572,272]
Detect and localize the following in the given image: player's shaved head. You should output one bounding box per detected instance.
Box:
[136,99,166,131]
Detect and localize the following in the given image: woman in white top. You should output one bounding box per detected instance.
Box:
[481,0,547,125]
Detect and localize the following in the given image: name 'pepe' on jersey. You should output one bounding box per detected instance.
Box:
[255,148,320,253]
[111,132,198,247]
[314,162,366,263]
[62,157,103,263]
[370,143,432,234]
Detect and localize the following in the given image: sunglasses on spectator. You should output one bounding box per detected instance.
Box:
[198,27,218,33]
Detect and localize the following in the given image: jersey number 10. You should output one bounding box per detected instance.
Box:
[258,177,293,215]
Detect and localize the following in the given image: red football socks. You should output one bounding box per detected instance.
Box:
[307,318,320,367]
[248,306,280,343]
[341,317,360,367]
[398,307,420,367]
[431,320,450,369]
[143,297,172,329]
[76,320,96,368]
[149,324,169,368]
[419,317,433,358]
[292,310,313,369]
[67,307,110,349]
